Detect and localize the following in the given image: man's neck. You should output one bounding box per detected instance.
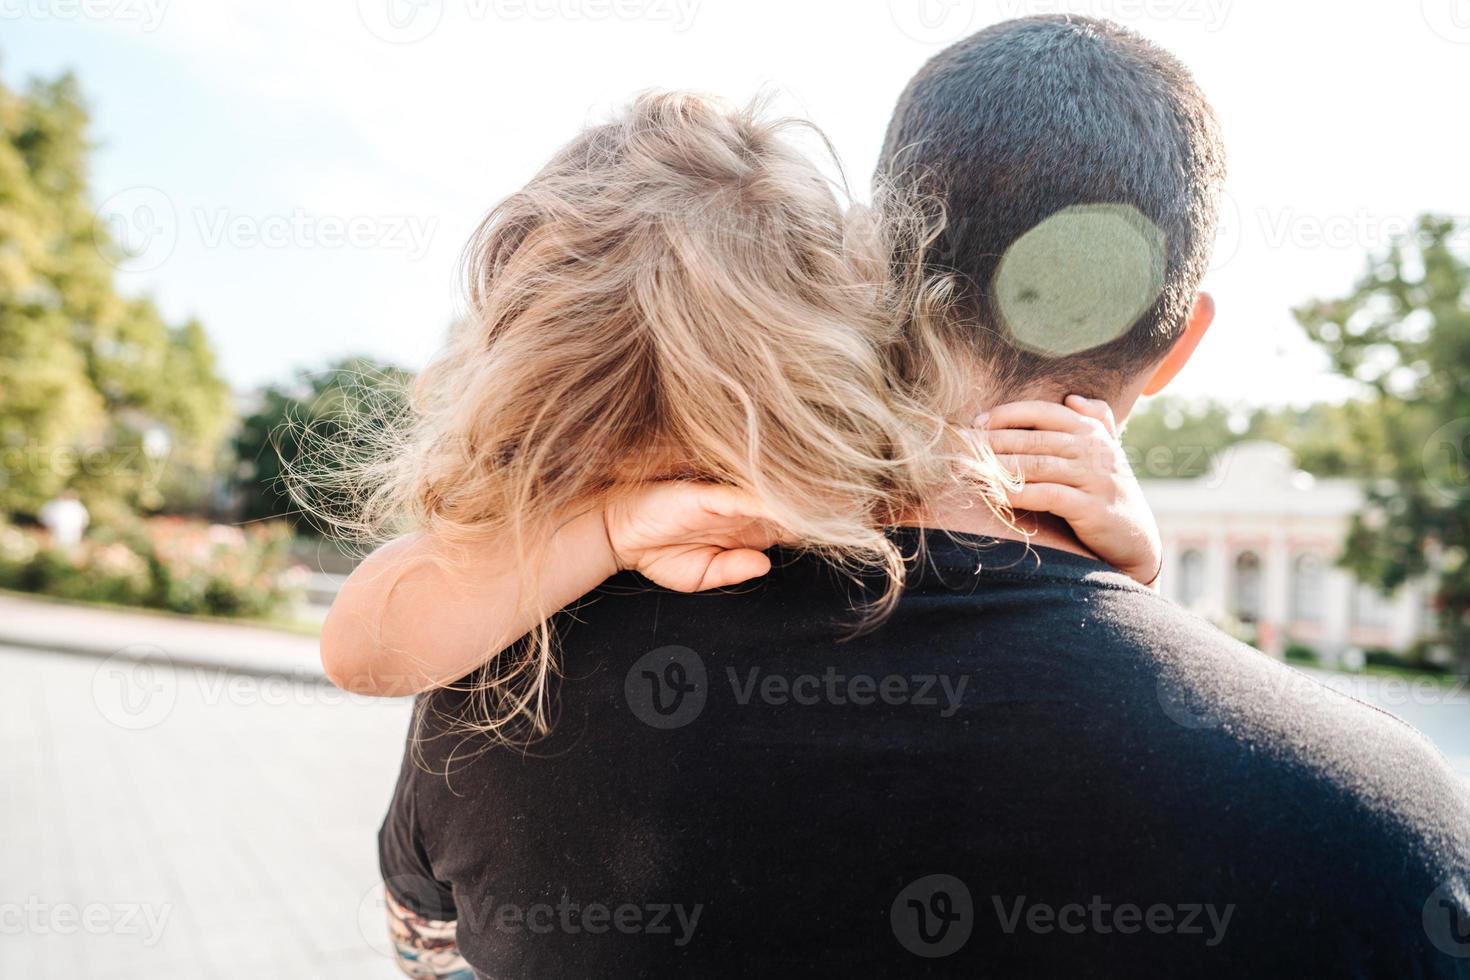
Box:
[909,493,1104,565]
[909,379,1147,567]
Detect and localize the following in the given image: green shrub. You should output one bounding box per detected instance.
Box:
[0,518,307,619]
[1284,642,1320,665]
[0,525,39,589]
[1363,648,1407,671]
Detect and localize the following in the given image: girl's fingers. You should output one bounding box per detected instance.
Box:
[694,486,799,541]
[687,485,796,542]
[981,428,1078,459]
[726,519,792,551]
[1063,394,1119,438]
[693,483,774,522]
[995,453,1091,488]
[1005,482,1093,521]
[698,548,773,590]
[679,493,793,550]
[976,400,1099,436]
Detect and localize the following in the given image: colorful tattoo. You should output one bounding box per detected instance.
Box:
[384,884,477,980]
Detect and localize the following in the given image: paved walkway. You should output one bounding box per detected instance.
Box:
[0,642,412,979]
[0,592,324,678]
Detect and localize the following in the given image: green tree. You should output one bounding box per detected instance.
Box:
[1122,398,1366,480]
[0,72,104,513]
[1251,401,1376,478]
[1123,398,1247,479]
[0,68,232,518]
[234,356,412,530]
[1295,215,1470,668]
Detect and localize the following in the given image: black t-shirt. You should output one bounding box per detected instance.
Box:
[380,530,1470,978]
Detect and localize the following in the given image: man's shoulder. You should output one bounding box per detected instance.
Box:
[939,564,1466,826]
[1084,583,1469,853]
[1082,582,1456,775]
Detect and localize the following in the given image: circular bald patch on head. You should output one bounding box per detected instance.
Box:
[992,203,1167,358]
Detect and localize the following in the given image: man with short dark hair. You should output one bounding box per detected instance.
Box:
[860,13,1470,976]
[881,14,1223,405]
[379,17,1470,977]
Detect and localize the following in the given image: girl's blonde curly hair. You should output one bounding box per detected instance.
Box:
[300,91,1014,744]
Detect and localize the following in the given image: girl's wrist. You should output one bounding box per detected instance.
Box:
[558,506,623,582]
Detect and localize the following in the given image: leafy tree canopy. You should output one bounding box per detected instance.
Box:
[0,68,232,518]
[1294,215,1470,665]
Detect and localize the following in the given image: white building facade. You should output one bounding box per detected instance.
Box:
[1143,441,1433,663]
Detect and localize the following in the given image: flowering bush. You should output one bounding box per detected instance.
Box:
[0,525,40,586]
[143,518,308,617]
[0,517,308,619]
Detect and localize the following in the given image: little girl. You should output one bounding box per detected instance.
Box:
[316,94,1159,716]
[307,91,1160,979]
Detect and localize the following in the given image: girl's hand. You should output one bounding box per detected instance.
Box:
[978,395,1162,587]
[602,482,789,593]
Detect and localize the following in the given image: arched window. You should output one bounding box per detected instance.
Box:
[1291,553,1325,623]
[1232,551,1263,623]
[1177,549,1207,609]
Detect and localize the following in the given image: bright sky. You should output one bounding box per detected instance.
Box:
[5,0,1467,405]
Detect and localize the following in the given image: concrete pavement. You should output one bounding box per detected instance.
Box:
[0,592,324,679]
[0,641,413,979]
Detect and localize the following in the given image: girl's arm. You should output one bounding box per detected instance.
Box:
[320,483,782,696]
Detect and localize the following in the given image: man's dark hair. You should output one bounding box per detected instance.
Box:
[880,15,1226,396]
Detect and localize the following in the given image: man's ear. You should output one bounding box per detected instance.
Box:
[1143,292,1215,396]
